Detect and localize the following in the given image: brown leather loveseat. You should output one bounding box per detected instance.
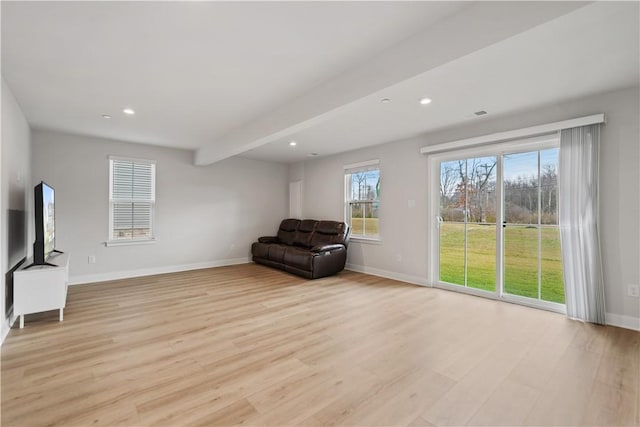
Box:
[251,219,350,279]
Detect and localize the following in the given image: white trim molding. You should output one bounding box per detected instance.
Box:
[420,113,605,155]
[606,312,640,331]
[68,257,250,285]
[108,154,157,165]
[343,159,379,170]
[345,263,429,287]
[2,311,16,345]
[105,239,156,247]
[349,237,382,245]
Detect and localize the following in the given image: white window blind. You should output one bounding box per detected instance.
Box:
[344,160,380,239]
[109,157,156,241]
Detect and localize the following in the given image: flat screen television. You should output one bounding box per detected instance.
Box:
[30,181,61,267]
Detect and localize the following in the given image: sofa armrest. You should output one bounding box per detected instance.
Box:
[258,236,279,244]
[311,244,345,253]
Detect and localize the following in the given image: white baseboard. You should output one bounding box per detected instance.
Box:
[68,257,251,285]
[606,312,640,331]
[1,320,9,345]
[345,263,429,287]
[2,308,16,346]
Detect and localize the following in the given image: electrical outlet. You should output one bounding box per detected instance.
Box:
[88,255,96,264]
[396,253,402,263]
[628,284,639,298]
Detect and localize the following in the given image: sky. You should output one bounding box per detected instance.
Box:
[441,148,559,183]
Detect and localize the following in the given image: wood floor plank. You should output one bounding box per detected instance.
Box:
[2,263,638,426]
[522,342,603,426]
[421,337,531,426]
[312,367,454,427]
[466,377,540,426]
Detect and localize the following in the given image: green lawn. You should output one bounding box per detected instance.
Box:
[349,219,565,304]
[439,222,565,304]
[351,218,379,237]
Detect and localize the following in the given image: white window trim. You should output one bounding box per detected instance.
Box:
[344,159,380,171]
[420,113,605,155]
[345,160,381,241]
[350,236,383,244]
[105,239,156,247]
[107,156,157,246]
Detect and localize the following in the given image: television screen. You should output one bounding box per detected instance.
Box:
[42,183,55,257]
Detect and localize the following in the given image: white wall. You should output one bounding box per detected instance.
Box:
[1,78,32,342]
[301,86,640,329]
[32,130,288,284]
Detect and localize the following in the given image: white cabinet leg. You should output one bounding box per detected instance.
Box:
[59,308,63,322]
[20,315,24,329]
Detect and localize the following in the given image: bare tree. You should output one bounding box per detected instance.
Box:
[455,159,496,222]
[472,160,496,222]
[352,173,367,200]
[440,163,458,208]
[541,164,558,223]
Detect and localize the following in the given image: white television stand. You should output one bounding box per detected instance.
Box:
[13,252,70,328]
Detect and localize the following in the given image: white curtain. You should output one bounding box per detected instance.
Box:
[559,124,606,324]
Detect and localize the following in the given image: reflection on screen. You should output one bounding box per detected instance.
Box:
[42,184,55,256]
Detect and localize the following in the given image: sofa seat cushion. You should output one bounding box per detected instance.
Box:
[268,244,288,263]
[284,247,314,271]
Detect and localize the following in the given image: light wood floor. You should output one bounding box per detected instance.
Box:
[1,264,638,426]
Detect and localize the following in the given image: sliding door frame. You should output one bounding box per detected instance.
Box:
[427,133,566,314]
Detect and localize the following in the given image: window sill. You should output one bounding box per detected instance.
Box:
[350,237,382,245]
[105,239,156,247]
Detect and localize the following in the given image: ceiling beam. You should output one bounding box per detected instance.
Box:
[194,1,587,166]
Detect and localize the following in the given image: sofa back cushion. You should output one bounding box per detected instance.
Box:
[310,221,349,247]
[292,219,317,247]
[277,218,300,245]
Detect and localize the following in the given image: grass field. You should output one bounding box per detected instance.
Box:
[351,218,379,237]
[350,218,564,304]
[440,222,564,304]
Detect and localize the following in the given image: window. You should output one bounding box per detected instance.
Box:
[344,160,380,239]
[109,157,156,243]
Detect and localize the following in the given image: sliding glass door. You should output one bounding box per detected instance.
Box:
[432,137,565,311]
[439,156,497,292]
[503,148,564,304]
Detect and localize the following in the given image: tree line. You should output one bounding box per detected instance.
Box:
[440,160,558,225]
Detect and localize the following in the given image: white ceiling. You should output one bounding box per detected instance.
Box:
[242,1,640,163]
[2,2,638,165]
[1,1,467,148]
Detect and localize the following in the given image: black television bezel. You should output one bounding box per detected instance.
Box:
[33,181,56,265]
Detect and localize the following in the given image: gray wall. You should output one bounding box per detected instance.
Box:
[298,85,640,327]
[32,130,288,283]
[1,78,32,341]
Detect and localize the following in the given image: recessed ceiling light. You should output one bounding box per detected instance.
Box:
[419,97,432,105]
[289,141,297,147]
[381,98,391,104]
[101,114,112,119]
[122,108,136,115]
[308,152,318,157]
[474,110,488,116]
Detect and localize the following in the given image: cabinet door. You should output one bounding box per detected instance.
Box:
[14,268,66,314]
